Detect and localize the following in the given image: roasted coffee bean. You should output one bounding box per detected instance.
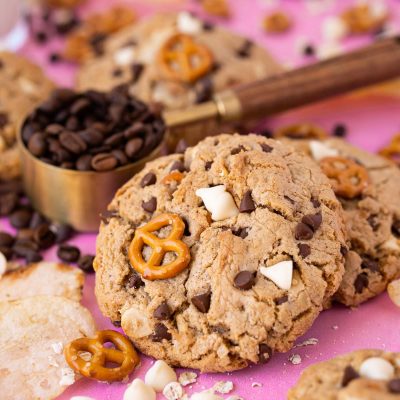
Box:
[0,246,13,260]
[33,223,56,249]
[28,133,47,157]
[191,291,211,313]
[13,239,39,258]
[258,343,273,364]
[295,222,314,240]
[78,128,104,146]
[76,154,93,171]
[57,244,81,262]
[70,98,91,114]
[17,229,34,241]
[298,243,311,258]
[0,180,23,195]
[234,271,256,290]
[0,232,14,247]
[25,250,43,263]
[22,121,40,142]
[154,302,172,320]
[151,323,172,342]
[0,193,18,215]
[77,254,95,273]
[10,209,33,229]
[89,145,112,155]
[91,153,118,171]
[142,197,157,213]
[342,365,360,387]
[140,172,156,187]
[105,132,124,147]
[125,138,143,158]
[111,149,129,166]
[127,272,144,289]
[123,122,146,139]
[65,116,79,131]
[239,190,256,213]
[51,223,74,243]
[59,131,87,154]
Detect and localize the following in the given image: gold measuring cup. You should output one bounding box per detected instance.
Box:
[19,37,400,232]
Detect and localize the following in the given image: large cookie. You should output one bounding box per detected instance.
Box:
[285,137,400,306]
[77,12,281,110]
[0,52,55,181]
[94,134,346,372]
[288,349,400,400]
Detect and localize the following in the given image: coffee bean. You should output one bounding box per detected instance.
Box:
[13,239,39,258]
[76,154,93,171]
[70,98,91,114]
[260,143,273,153]
[35,31,47,43]
[234,271,256,290]
[25,250,43,263]
[124,122,146,140]
[33,223,56,249]
[258,343,273,364]
[17,229,34,241]
[239,190,256,213]
[127,272,144,289]
[29,212,48,229]
[295,222,314,240]
[388,379,400,394]
[49,52,61,63]
[0,246,13,260]
[28,133,47,157]
[0,232,14,247]
[91,153,118,171]
[77,254,95,273]
[170,161,186,172]
[361,258,379,272]
[154,302,172,320]
[10,209,33,229]
[140,172,156,188]
[151,323,172,342]
[112,149,129,166]
[342,365,360,387]
[392,220,400,237]
[191,291,211,313]
[354,272,369,293]
[105,132,124,147]
[125,137,143,158]
[78,128,104,146]
[298,243,311,258]
[302,212,322,232]
[175,139,188,154]
[276,295,288,305]
[0,180,23,195]
[0,193,18,216]
[60,131,87,154]
[142,197,157,213]
[57,244,80,262]
[65,116,79,131]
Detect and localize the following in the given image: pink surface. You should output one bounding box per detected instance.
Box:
[9,0,400,399]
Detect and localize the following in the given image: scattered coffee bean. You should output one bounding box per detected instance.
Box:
[57,244,81,262]
[258,343,273,364]
[91,153,118,171]
[175,139,189,154]
[239,190,256,213]
[0,232,14,247]
[10,209,33,229]
[388,379,400,394]
[0,193,18,216]
[154,302,172,320]
[191,291,211,313]
[342,365,360,387]
[33,223,56,249]
[332,123,347,138]
[142,197,157,213]
[29,212,47,229]
[303,43,315,56]
[276,295,288,305]
[234,271,256,290]
[140,172,156,188]
[77,254,95,273]
[13,239,39,258]
[49,52,62,63]
[127,272,144,289]
[51,223,74,243]
[35,31,47,43]
[302,212,322,232]
[25,251,43,263]
[298,243,311,258]
[354,272,369,293]
[151,323,172,342]
[0,246,13,260]
[295,222,314,240]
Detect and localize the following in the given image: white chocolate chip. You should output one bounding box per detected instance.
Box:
[145,360,177,392]
[163,381,185,400]
[114,47,137,66]
[213,381,233,394]
[70,397,96,400]
[322,16,348,41]
[122,307,153,338]
[124,379,156,400]
[177,12,202,34]
[309,140,339,161]
[388,279,400,308]
[18,77,37,95]
[179,371,198,386]
[359,357,395,380]
[51,342,63,354]
[381,237,400,252]
[0,251,7,279]
[259,260,293,290]
[59,367,75,386]
[190,391,223,400]
[196,185,239,221]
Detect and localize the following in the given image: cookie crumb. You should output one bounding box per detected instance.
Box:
[289,354,302,365]
[51,342,63,354]
[163,381,185,400]
[213,380,234,394]
[294,338,319,348]
[59,367,75,386]
[251,382,262,388]
[179,371,198,386]
[227,396,244,400]
[332,325,339,330]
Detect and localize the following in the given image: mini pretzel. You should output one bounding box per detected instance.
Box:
[129,213,191,280]
[320,156,369,199]
[64,330,139,382]
[158,34,213,83]
[162,171,184,184]
[379,135,400,166]
[341,4,387,34]
[275,123,327,140]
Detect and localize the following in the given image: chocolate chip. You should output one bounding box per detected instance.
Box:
[392,220,400,237]
[112,320,122,327]
[125,138,143,158]
[239,190,256,213]
[127,272,144,289]
[191,291,211,313]
[388,379,400,393]
[333,123,347,138]
[0,112,9,128]
[205,161,213,170]
[231,145,245,155]
[112,68,123,77]
[28,133,47,157]
[203,21,214,30]
[298,243,311,258]
[302,212,322,232]
[234,271,256,290]
[284,195,295,204]
[154,302,172,320]
[170,160,186,172]
[10,209,33,229]
[0,232,14,247]
[367,214,380,231]
[33,224,56,250]
[0,193,19,216]
[361,258,379,272]
[237,39,253,57]
[311,198,321,208]
[303,44,315,56]
[131,63,144,83]
[151,323,172,342]
[51,223,74,243]
[57,244,81,262]
[77,254,95,273]
[140,172,156,188]
[142,197,157,213]
[232,227,248,239]
[295,222,314,240]
[276,295,288,305]
[35,31,47,43]
[354,272,369,293]
[91,153,118,171]
[260,143,273,153]
[258,343,273,364]
[342,365,360,387]
[340,245,348,256]
[175,139,188,154]
[195,77,213,103]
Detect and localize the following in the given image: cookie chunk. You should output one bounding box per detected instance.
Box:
[288,349,400,400]
[286,137,400,306]
[0,52,55,181]
[77,13,281,110]
[94,134,346,372]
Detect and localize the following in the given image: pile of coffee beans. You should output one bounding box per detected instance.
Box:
[0,179,94,272]
[22,85,166,171]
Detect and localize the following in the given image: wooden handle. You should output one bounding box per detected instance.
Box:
[232,36,400,120]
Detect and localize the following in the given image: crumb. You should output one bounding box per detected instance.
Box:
[213,380,234,394]
[51,342,63,354]
[289,354,302,365]
[252,382,262,388]
[59,367,75,386]
[179,371,198,386]
[163,381,185,400]
[294,338,319,348]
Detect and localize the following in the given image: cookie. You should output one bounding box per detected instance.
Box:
[77,12,281,110]
[94,134,346,372]
[288,349,400,400]
[285,137,400,306]
[0,295,96,400]
[0,52,55,181]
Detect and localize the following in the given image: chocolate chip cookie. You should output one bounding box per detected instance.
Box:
[94,134,346,372]
[0,52,55,181]
[288,349,400,400]
[285,137,400,306]
[77,12,281,110]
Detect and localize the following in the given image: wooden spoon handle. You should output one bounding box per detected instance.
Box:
[227,37,400,120]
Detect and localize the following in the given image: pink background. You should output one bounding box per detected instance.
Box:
[10,0,400,399]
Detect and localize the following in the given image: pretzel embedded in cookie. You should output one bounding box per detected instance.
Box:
[320,156,369,199]
[129,213,191,280]
[158,33,213,83]
[64,330,139,382]
[275,123,328,140]
[379,135,400,166]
